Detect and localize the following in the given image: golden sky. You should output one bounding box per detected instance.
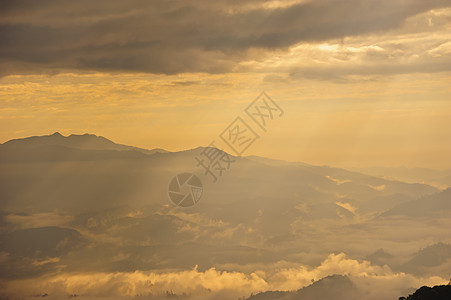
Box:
[1,1,451,168]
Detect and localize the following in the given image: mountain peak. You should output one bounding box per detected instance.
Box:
[1,132,168,156]
[51,132,64,137]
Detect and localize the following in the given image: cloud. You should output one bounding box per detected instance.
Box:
[4,212,73,229]
[0,253,447,299]
[368,184,386,191]
[0,266,268,299]
[325,175,351,185]
[1,0,450,76]
[239,7,451,81]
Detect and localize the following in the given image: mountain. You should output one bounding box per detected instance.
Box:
[396,243,451,277]
[0,133,438,215]
[383,188,451,217]
[399,284,451,300]
[247,275,360,300]
[0,132,167,156]
[351,166,451,189]
[0,226,85,279]
[0,133,448,299]
[366,248,395,266]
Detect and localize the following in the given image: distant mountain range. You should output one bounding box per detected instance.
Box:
[365,243,451,278]
[0,133,450,299]
[351,166,451,190]
[0,132,440,214]
[383,189,451,218]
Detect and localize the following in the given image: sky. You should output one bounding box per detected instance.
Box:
[1,0,451,169]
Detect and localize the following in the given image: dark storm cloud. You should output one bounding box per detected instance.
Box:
[0,0,450,75]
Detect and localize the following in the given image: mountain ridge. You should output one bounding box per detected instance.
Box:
[1,132,168,155]
[0,132,440,215]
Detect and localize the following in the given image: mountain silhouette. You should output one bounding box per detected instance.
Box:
[366,248,395,266]
[247,275,360,300]
[395,243,451,277]
[1,132,167,155]
[351,166,451,189]
[0,133,438,214]
[399,284,451,300]
[384,188,451,217]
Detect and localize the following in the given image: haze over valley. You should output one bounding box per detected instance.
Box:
[0,133,450,299]
[1,0,451,298]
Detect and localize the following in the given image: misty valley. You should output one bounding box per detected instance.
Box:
[0,133,450,299]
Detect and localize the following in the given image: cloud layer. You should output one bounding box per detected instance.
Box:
[1,0,451,76]
[0,253,446,300]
